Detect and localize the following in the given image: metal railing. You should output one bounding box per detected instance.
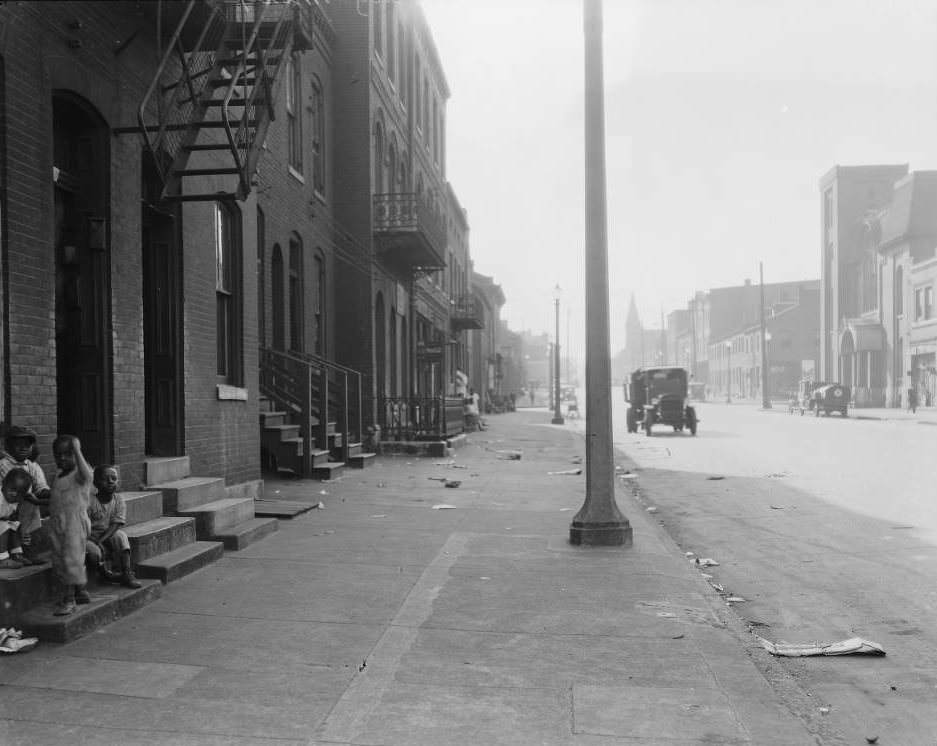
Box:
[378,396,465,441]
[259,347,363,473]
[372,193,447,262]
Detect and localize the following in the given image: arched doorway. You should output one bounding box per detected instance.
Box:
[142,152,183,456]
[375,293,386,398]
[53,92,112,465]
[271,244,285,351]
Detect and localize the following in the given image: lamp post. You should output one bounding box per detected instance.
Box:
[570,0,631,547]
[725,341,732,404]
[552,285,565,424]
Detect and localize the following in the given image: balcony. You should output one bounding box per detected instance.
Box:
[450,295,484,331]
[373,193,447,271]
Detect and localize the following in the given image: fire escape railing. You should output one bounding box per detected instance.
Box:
[259,347,363,474]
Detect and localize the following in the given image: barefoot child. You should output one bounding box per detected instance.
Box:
[0,468,37,568]
[49,435,92,615]
[0,426,51,558]
[86,465,141,588]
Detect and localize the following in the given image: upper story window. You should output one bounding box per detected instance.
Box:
[896,265,904,316]
[919,286,935,321]
[215,201,243,385]
[374,123,384,192]
[374,0,384,59]
[310,76,325,195]
[287,53,303,173]
[422,79,429,136]
[414,56,422,128]
[387,4,396,83]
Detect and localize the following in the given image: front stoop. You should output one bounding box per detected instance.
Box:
[151,477,227,513]
[176,497,256,538]
[253,499,317,519]
[18,580,163,644]
[214,517,279,550]
[0,563,53,628]
[135,541,225,583]
[311,461,344,480]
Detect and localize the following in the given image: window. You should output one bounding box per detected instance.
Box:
[895,266,904,316]
[314,253,325,356]
[310,77,325,194]
[916,288,924,320]
[373,0,384,59]
[373,123,384,192]
[257,207,266,347]
[272,245,285,351]
[422,79,429,136]
[215,202,242,384]
[926,286,934,320]
[387,4,396,83]
[286,53,302,172]
[289,236,303,352]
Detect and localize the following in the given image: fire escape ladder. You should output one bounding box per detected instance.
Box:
[137,1,298,202]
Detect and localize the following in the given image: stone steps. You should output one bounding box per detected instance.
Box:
[135,541,226,583]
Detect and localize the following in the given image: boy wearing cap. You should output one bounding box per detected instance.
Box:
[0,426,51,558]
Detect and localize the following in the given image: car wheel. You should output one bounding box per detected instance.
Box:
[814,403,820,417]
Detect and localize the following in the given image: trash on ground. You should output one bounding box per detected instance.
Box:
[657,612,678,618]
[451,464,468,469]
[706,476,725,481]
[754,635,886,657]
[433,460,455,466]
[559,507,574,512]
[685,551,695,558]
[766,473,787,478]
[496,450,522,460]
[726,596,746,603]
[708,581,725,593]
[443,480,461,488]
[0,628,38,654]
[818,706,831,715]
[313,502,325,509]
[672,634,685,639]
[700,573,713,580]
[646,506,658,513]
[769,505,784,510]
[432,504,457,510]
[318,490,328,495]
[376,481,386,488]
[866,737,879,744]
[428,477,448,482]
[696,558,719,567]
[548,468,582,476]
[618,473,638,480]
[370,514,386,518]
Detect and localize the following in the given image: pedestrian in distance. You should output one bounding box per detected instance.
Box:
[48,435,93,615]
[907,386,918,414]
[0,468,38,568]
[86,465,141,589]
[0,425,51,560]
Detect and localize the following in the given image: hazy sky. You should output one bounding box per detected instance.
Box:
[420,0,937,357]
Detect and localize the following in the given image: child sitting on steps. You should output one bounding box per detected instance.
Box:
[86,464,141,589]
[0,468,38,568]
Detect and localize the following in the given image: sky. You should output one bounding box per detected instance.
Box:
[419,0,937,359]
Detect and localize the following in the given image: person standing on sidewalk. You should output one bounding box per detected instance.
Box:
[49,435,93,615]
[908,386,918,414]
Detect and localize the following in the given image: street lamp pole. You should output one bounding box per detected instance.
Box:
[552,285,565,424]
[570,0,632,547]
[760,261,772,409]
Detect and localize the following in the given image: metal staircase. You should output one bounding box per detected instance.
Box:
[137,0,310,202]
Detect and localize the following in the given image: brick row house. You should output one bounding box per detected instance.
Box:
[0,0,510,636]
[820,165,937,408]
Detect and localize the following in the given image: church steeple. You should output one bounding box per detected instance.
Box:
[626,293,642,332]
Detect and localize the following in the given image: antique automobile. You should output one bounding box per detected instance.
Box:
[624,366,698,436]
[808,382,850,417]
[790,378,828,415]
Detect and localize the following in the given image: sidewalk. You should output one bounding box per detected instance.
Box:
[0,410,814,745]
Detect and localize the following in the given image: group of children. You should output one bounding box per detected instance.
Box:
[0,426,141,616]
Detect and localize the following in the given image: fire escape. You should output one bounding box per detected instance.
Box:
[137,0,312,202]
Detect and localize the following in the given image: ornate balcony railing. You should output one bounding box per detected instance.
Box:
[450,294,484,330]
[377,396,464,441]
[373,193,447,270]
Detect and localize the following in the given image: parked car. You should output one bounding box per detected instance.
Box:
[624,366,698,436]
[808,383,850,417]
[789,378,829,415]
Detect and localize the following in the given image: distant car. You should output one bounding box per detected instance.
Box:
[808,383,850,417]
[624,366,698,436]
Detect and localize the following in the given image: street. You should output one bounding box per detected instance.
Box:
[574,396,937,745]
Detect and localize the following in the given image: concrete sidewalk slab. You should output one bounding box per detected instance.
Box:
[2,409,815,745]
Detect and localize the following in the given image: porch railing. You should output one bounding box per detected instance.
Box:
[259,346,363,473]
[378,396,465,441]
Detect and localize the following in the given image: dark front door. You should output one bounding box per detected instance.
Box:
[142,158,184,456]
[53,95,111,466]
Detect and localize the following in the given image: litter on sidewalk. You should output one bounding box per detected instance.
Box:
[753,634,886,657]
[496,450,522,460]
[0,628,38,654]
[695,557,720,567]
[432,504,457,510]
[547,468,582,476]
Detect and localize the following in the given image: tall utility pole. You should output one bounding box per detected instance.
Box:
[760,262,771,409]
[552,285,564,425]
[570,0,632,547]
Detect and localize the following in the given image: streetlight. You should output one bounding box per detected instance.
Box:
[552,284,565,425]
[762,330,772,409]
[570,0,631,547]
[725,341,732,404]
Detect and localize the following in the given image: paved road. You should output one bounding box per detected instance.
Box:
[567,394,937,745]
[609,397,937,547]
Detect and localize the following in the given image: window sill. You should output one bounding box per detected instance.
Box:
[288,166,305,184]
[217,384,248,401]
